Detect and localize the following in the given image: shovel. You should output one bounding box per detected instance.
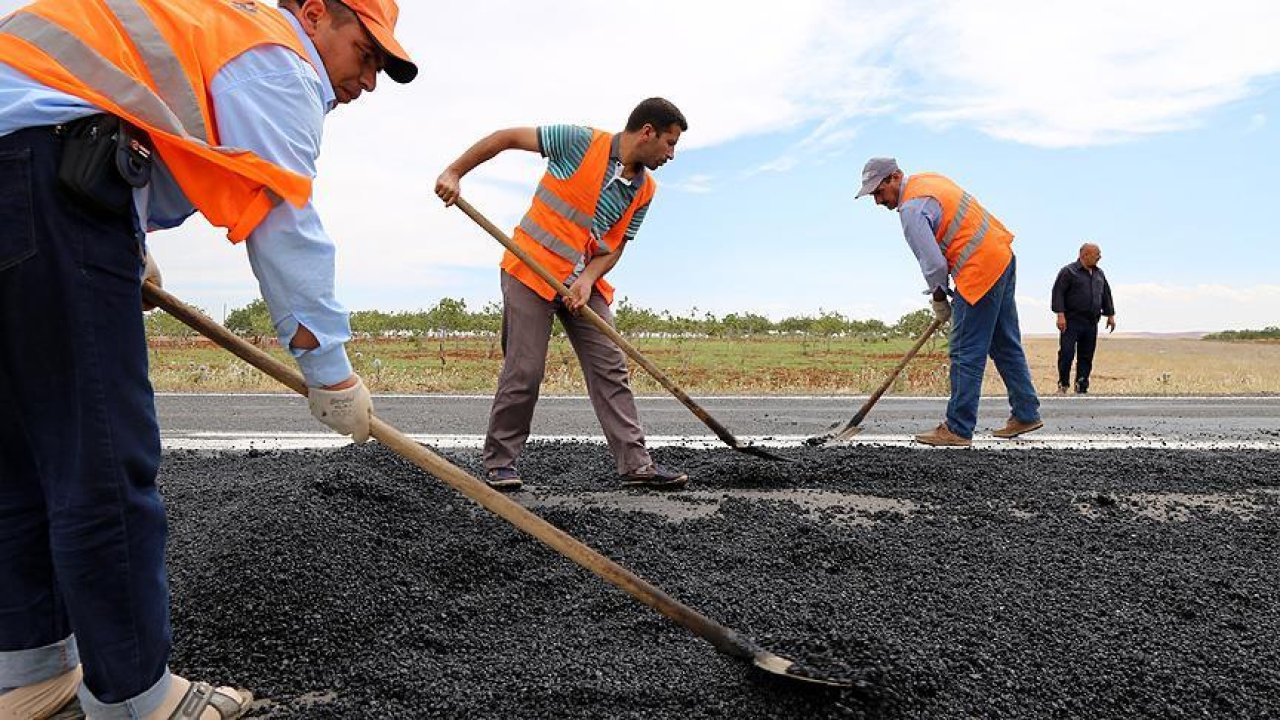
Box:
[452,197,788,463]
[806,316,945,446]
[142,281,846,687]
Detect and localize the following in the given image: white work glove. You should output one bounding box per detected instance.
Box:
[931,297,952,323]
[141,249,162,311]
[308,375,373,443]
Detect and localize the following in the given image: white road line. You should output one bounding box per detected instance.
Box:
[162,432,1280,452]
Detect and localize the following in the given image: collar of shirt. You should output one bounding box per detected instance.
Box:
[895,174,913,213]
[279,8,337,113]
[608,133,646,190]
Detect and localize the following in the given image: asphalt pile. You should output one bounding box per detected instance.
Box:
[160,443,1280,719]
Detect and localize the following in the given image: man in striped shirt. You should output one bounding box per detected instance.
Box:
[436,98,689,491]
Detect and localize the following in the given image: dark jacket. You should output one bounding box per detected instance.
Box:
[1051,261,1114,319]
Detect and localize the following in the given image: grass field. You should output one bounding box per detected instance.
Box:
[147,332,1280,396]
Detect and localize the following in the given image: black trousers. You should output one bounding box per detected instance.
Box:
[1057,314,1099,391]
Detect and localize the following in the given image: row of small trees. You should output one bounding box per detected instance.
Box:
[147,296,937,340]
[1202,327,1280,341]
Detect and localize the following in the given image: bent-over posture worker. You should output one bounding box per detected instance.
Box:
[855,157,1043,447]
[436,98,689,491]
[0,1,416,717]
[1051,242,1115,394]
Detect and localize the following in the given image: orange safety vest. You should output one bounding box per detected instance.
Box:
[503,129,656,305]
[900,173,1015,304]
[0,0,315,242]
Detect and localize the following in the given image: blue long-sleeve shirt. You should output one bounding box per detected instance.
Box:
[897,177,949,294]
[0,8,352,386]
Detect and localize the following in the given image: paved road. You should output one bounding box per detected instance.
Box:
[157,394,1280,450]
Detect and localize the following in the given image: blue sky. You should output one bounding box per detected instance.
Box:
[9,0,1272,333]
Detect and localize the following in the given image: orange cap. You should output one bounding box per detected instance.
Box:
[342,0,417,83]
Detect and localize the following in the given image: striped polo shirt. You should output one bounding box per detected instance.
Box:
[537,124,651,252]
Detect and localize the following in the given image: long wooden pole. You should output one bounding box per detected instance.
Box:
[142,282,840,685]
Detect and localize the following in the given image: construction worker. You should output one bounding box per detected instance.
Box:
[1052,242,1116,394]
[855,157,1043,447]
[0,1,415,717]
[435,99,690,491]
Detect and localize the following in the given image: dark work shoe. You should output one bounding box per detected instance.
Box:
[485,466,523,490]
[620,463,688,489]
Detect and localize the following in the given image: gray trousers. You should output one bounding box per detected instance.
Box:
[484,271,652,475]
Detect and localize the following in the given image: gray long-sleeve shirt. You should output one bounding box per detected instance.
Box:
[1051,261,1115,318]
[898,188,949,294]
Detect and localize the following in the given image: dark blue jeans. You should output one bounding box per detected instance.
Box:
[1057,314,1098,392]
[0,127,169,704]
[945,256,1041,438]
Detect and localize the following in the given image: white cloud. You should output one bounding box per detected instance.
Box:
[666,174,715,194]
[898,1,1280,147]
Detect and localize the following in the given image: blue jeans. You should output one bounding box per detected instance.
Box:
[0,126,174,717]
[945,256,1041,438]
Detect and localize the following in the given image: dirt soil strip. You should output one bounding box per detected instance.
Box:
[161,443,1280,719]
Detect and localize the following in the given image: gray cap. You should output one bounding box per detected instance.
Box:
[855,157,900,198]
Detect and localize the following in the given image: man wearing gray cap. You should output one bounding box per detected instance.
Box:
[855,158,1042,446]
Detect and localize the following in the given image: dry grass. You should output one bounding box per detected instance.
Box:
[146,335,1280,396]
[1017,336,1280,396]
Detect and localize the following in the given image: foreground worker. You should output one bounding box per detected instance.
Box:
[435,99,689,491]
[1052,242,1116,394]
[855,157,1042,446]
[0,0,415,717]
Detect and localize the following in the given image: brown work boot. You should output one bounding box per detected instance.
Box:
[992,416,1045,439]
[913,423,971,447]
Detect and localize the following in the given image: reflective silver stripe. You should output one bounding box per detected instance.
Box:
[518,216,581,263]
[951,211,991,276]
[1,12,192,138]
[103,0,209,142]
[938,192,973,253]
[534,185,593,229]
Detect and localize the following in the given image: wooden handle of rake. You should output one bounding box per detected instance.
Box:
[141,281,766,663]
[849,316,944,427]
[452,197,744,449]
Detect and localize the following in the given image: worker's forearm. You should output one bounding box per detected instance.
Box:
[579,246,625,285]
[445,134,511,178]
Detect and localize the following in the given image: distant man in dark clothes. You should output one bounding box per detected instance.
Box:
[1051,243,1116,394]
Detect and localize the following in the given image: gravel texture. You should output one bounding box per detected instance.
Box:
[160,443,1280,719]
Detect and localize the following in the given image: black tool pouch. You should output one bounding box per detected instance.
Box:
[57,114,153,218]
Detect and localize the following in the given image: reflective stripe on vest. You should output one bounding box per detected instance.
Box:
[938,192,973,254]
[951,211,991,276]
[0,9,254,161]
[532,184,593,230]
[517,215,583,264]
[102,0,209,142]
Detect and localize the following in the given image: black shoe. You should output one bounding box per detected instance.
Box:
[620,463,688,489]
[485,466,523,490]
[1075,386,1089,395]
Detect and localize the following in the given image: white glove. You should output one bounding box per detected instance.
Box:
[931,297,952,323]
[141,249,162,311]
[308,375,373,443]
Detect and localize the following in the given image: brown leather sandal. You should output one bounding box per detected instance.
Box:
[165,682,252,720]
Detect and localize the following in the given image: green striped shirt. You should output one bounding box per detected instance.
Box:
[537,124,650,248]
